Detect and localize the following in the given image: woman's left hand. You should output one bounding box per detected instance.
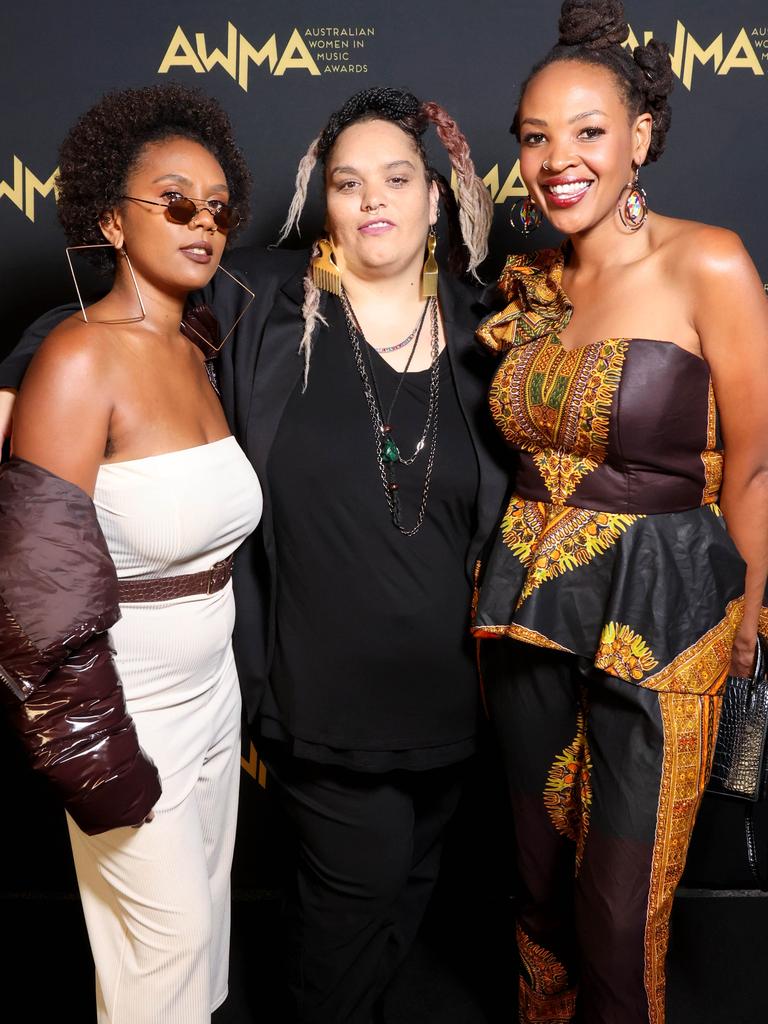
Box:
[729,632,758,677]
[697,230,768,686]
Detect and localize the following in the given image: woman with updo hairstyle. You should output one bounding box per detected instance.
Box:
[472,1,768,1021]
[0,84,261,1022]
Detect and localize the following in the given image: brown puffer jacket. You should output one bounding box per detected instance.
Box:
[0,458,161,834]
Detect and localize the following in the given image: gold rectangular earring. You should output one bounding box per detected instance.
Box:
[181,264,256,356]
[421,228,438,298]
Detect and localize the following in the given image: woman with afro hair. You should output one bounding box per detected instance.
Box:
[472,1,768,1021]
[0,84,261,1022]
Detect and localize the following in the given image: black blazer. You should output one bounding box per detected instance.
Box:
[1,247,510,723]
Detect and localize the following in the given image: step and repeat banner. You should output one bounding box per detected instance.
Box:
[1,0,767,896]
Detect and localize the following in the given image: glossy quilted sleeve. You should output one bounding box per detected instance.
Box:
[0,458,161,833]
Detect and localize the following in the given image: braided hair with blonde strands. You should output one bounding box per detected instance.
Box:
[421,101,493,275]
[277,87,493,387]
[275,134,321,246]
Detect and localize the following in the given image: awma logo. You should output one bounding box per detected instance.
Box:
[452,163,527,204]
[158,23,321,90]
[0,157,58,222]
[626,21,764,90]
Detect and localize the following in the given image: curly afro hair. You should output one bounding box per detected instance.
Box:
[511,0,674,164]
[57,83,251,270]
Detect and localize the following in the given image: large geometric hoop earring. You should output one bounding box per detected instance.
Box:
[65,243,146,324]
[617,169,648,231]
[510,195,542,236]
[180,264,256,356]
[421,227,439,298]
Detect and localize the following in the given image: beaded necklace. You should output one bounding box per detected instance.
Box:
[367,302,429,354]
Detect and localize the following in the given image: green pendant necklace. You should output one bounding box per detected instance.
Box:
[341,289,441,536]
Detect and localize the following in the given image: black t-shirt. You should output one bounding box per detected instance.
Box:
[260,298,480,771]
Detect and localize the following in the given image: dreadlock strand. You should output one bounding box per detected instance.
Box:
[298,242,327,390]
[458,175,494,277]
[276,135,321,244]
[422,101,493,277]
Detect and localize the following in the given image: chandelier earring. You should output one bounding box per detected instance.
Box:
[510,195,542,236]
[65,243,146,324]
[617,168,648,231]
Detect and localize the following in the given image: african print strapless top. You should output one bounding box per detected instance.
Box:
[472,247,747,696]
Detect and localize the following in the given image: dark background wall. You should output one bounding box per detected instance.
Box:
[2,0,767,343]
[2,0,767,903]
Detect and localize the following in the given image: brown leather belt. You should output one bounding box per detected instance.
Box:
[117,555,234,604]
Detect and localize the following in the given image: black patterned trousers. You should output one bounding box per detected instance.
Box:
[480,639,721,1024]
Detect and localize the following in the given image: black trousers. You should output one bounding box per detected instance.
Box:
[481,639,720,1024]
[265,752,466,1024]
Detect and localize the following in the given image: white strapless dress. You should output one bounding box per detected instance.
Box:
[67,436,262,1024]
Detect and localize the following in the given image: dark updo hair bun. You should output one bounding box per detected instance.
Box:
[558,0,627,49]
[511,0,674,164]
[633,38,674,161]
[634,39,674,101]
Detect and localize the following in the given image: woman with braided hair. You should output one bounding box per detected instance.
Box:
[472,2,768,1022]
[246,86,506,1023]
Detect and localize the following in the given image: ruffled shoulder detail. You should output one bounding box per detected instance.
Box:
[475,246,572,353]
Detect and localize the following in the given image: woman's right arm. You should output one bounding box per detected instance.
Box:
[1,325,162,832]
[13,321,112,493]
[0,303,79,445]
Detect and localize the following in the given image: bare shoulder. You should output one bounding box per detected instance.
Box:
[656,216,755,287]
[23,315,120,397]
[13,316,121,491]
[649,217,767,364]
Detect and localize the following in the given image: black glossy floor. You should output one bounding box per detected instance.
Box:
[4,884,768,1022]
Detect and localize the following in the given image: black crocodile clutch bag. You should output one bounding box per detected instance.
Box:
[708,639,768,802]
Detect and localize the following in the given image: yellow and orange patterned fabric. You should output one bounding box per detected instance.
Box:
[472,247,748,695]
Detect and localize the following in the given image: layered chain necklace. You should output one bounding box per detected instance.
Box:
[341,290,441,536]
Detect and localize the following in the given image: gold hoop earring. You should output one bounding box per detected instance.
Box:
[617,169,648,231]
[311,237,342,296]
[421,227,438,298]
[65,243,146,324]
[180,264,256,356]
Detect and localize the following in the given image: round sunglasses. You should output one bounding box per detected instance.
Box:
[121,194,240,231]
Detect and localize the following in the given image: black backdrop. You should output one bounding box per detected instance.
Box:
[2,0,768,903]
[3,0,767,341]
